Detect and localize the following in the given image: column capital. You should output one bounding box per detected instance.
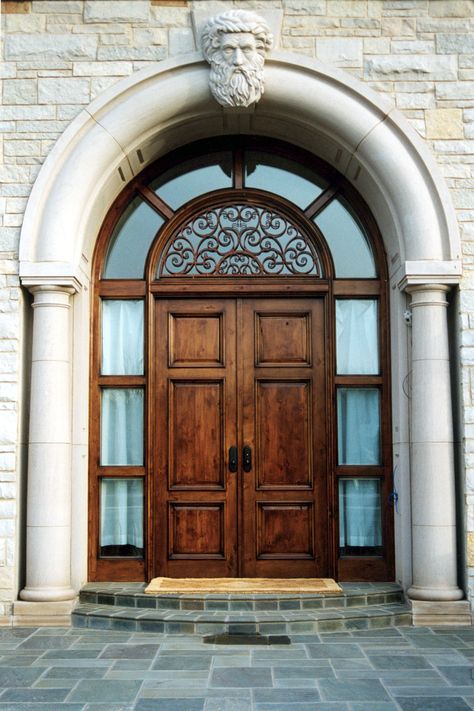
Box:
[406,284,451,309]
[21,276,81,295]
[28,285,76,311]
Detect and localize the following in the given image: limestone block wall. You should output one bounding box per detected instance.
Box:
[1,0,473,616]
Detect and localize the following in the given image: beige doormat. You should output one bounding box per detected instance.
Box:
[144,577,342,595]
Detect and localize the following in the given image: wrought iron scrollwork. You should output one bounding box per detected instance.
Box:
[158,204,322,277]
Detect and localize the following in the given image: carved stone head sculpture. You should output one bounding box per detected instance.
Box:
[201,9,273,108]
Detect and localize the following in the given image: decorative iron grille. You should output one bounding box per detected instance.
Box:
[157,204,322,277]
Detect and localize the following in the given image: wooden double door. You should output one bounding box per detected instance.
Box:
[154,296,328,578]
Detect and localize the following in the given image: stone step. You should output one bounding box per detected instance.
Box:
[73,582,411,634]
[72,601,411,634]
[78,582,404,612]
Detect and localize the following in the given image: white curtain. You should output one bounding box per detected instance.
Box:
[339,479,382,548]
[101,388,143,465]
[102,300,144,375]
[337,388,380,465]
[100,478,143,548]
[336,299,378,374]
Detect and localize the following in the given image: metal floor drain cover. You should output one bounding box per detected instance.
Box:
[204,634,291,645]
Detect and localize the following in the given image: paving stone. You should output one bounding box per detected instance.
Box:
[253,688,321,702]
[0,705,85,711]
[319,679,391,702]
[368,654,432,669]
[254,704,347,710]
[307,643,365,658]
[204,699,252,711]
[152,655,211,670]
[99,644,160,659]
[397,698,473,711]
[42,649,102,659]
[135,700,204,710]
[438,666,474,685]
[0,668,44,687]
[69,679,142,703]
[349,704,400,711]
[272,666,335,680]
[0,656,40,667]
[408,635,468,649]
[18,636,74,650]
[210,667,273,688]
[0,687,69,701]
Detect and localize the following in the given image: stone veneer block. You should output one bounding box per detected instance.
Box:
[410,600,471,626]
[364,54,457,80]
[425,109,464,139]
[12,600,76,627]
[5,34,98,61]
[316,38,363,67]
[84,1,150,23]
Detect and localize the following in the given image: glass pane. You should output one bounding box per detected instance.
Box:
[337,388,381,465]
[149,152,232,210]
[339,478,382,555]
[336,300,379,375]
[314,197,377,277]
[103,196,164,279]
[245,151,327,209]
[101,388,144,466]
[102,300,144,375]
[157,204,322,277]
[100,478,144,557]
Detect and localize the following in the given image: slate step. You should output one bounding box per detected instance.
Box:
[72,601,411,634]
[73,582,411,634]
[78,582,404,612]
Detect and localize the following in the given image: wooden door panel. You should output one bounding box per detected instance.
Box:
[256,313,311,365]
[170,380,224,489]
[170,313,224,367]
[169,504,225,558]
[241,298,328,577]
[154,299,237,577]
[257,503,314,559]
[256,380,312,489]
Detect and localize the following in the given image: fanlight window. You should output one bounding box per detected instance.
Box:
[101,142,378,281]
[157,204,323,278]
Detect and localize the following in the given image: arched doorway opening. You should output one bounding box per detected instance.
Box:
[90,137,393,583]
[16,54,463,617]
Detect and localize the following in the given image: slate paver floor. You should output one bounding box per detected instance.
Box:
[0,626,472,709]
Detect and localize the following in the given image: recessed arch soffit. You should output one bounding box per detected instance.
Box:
[19,52,461,289]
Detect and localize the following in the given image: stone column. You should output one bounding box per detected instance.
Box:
[20,285,76,602]
[407,284,463,602]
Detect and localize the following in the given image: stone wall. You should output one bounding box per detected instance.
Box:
[1,0,473,616]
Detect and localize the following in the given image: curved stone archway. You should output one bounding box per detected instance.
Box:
[20,52,460,282]
[16,52,464,618]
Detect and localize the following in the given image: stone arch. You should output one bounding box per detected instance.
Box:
[19,52,461,285]
[16,52,463,611]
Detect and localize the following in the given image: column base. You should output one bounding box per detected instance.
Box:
[12,600,76,627]
[20,586,76,603]
[408,584,464,602]
[410,599,471,627]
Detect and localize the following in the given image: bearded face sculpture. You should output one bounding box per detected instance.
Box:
[201,10,273,108]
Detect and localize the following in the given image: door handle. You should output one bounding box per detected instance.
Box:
[243,445,252,472]
[228,446,238,473]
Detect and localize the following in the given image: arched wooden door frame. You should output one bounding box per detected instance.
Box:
[89,136,393,583]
